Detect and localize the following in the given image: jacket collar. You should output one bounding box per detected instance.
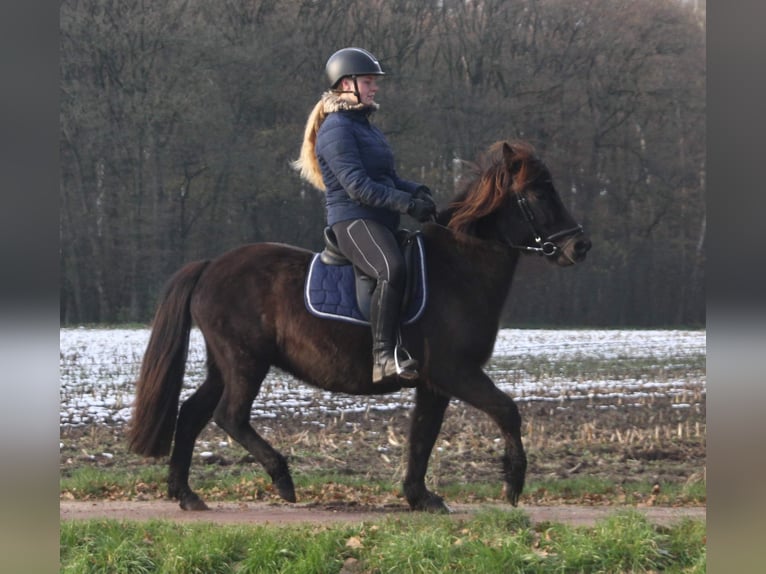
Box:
[321,90,379,115]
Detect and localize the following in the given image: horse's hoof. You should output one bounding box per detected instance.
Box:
[502,453,526,506]
[426,500,452,514]
[179,495,209,511]
[274,475,297,503]
[503,482,521,507]
[412,492,450,513]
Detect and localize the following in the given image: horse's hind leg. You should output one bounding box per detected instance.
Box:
[168,361,224,510]
[404,386,451,512]
[213,363,296,503]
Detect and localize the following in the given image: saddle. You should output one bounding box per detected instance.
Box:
[304,227,427,325]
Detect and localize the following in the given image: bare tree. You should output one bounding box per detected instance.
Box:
[60,0,705,326]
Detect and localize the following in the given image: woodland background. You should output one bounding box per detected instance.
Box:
[59,0,706,327]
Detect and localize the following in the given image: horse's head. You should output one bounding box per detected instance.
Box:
[446,141,591,266]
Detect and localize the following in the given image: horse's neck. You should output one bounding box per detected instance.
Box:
[426,224,519,313]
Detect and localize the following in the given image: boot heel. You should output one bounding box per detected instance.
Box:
[372,358,399,384]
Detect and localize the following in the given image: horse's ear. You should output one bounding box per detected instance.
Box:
[502,142,514,162]
[502,142,520,172]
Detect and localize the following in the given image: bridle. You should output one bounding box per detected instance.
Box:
[432,168,584,257]
[507,194,584,257]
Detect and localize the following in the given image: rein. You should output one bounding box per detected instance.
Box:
[429,205,582,259]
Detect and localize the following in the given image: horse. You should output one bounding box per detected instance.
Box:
[128,140,591,512]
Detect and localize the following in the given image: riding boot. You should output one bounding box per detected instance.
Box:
[370,279,419,383]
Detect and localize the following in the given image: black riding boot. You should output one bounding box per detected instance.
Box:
[370,279,419,383]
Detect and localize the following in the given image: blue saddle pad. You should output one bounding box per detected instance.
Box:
[304,235,427,325]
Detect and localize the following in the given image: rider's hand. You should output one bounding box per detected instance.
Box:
[407,198,436,222]
[412,188,436,213]
[413,185,433,201]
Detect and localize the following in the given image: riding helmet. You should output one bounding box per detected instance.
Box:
[325,48,385,88]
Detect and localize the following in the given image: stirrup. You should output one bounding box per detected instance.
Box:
[393,338,419,380]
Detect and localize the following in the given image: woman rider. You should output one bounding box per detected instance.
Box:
[293,47,436,384]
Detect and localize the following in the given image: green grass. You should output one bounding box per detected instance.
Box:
[61,466,706,506]
[524,476,706,505]
[61,466,167,499]
[61,509,706,573]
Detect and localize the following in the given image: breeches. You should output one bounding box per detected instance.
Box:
[331,219,405,291]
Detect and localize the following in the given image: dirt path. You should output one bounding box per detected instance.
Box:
[60,500,705,527]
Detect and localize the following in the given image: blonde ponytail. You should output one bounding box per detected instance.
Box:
[292,99,327,191]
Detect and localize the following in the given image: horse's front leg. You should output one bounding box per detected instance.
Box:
[403,386,451,512]
[443,369,527,506]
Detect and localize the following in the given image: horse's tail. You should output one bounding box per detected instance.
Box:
[128,259,210,457]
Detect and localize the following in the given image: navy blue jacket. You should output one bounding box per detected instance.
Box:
[316,107,420,229]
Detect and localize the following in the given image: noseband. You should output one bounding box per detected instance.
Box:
[508,195,583,256]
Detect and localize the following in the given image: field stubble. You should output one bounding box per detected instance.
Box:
[60,393,705,508]
[60,328,705,507]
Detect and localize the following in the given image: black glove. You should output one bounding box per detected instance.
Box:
[414,189,436,212]
[413,185,433,201]
[407,198,436,222]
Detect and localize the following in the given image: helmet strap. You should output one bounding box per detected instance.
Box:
[352,76,361,103]
[334,76,362,104]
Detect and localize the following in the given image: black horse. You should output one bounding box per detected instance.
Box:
[128,140,591,512]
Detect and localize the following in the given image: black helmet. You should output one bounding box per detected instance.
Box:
[325,48,385,88]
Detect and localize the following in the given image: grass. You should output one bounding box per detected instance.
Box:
[522,475,706,505]
[60,327,706,570]
[61,466,706,507]
[61,467,168,501]
[61,509,706,573]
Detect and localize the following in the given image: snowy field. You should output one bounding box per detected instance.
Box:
[60,328,706,427]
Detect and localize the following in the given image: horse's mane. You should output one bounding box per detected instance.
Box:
[444,140,541,234]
